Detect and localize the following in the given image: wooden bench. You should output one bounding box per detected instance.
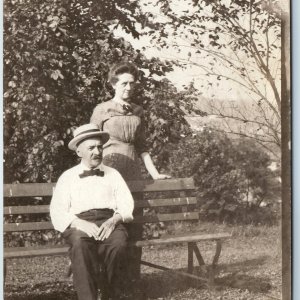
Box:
[4,178,231,286]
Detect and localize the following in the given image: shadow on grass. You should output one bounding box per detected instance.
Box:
[4,281,77,300]
[216,273,272,293]
[219,255,269,273]
[213,255,272,293]
[4,256,272,300]
[135,271,206,299]
[4,273,203,300]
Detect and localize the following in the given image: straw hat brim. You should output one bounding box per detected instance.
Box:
[68,131,110,151]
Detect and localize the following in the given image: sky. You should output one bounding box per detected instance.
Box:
[114,26,248,101]
[113,0,282,104]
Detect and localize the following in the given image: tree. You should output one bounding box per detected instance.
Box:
[4,0,198,183]
[140,0,281,156]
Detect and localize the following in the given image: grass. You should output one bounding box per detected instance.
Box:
[4,222,282,300]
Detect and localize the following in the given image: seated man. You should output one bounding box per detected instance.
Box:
[50,123,134,300]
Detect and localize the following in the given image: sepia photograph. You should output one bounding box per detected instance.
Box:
[3,0,290,299]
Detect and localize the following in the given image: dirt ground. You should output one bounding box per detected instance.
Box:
[4,223,282,300]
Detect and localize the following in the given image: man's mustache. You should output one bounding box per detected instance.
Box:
[92,155,102,159]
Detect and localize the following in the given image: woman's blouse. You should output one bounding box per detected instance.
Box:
[90,100,148,156]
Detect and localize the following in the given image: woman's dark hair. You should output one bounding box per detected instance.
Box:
[108,62,139,85]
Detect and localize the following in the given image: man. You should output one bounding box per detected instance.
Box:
[50,123,134,300]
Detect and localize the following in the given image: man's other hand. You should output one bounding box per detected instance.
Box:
[97,214,122,241]
[71,218,100,239]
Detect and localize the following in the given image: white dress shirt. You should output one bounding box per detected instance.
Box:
[50,162,134,232]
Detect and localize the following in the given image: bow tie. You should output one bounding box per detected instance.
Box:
[122,104,133,114]
[79,169,104,178]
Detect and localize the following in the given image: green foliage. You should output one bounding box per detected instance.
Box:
[166,129,280,224]
[4,0,198,183]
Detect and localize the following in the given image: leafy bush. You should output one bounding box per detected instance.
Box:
[165,129,280,224]
[4,0,200,184]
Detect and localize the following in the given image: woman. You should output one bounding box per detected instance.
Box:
[90,61,170,283]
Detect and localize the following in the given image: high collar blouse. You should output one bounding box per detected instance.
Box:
[90,100,148,155]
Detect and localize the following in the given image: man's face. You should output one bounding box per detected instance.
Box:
[76,138,103,169]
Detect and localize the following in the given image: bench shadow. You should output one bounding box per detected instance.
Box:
[4,255,272,300]
[212,255,272,293]
[135,255,272,299]
[218,255,269,273]
[4,281,77,300]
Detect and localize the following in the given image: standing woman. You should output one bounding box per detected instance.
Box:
[90,61,170,282]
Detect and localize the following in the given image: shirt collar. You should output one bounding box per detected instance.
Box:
[79,161,104,172]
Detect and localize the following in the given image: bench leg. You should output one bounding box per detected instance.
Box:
[188,242,206,274]
[188,242,194,273]
[192,243,205,266]
[212,240,222,266]
[208,240,223,288]
[190,240,222,288]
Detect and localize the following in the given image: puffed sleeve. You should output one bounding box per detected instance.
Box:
[90,104,110,130]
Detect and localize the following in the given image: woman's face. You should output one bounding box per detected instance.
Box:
[112,73,136,101]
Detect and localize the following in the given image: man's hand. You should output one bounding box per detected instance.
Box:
[97,214,122,241]
[71,218,100,240]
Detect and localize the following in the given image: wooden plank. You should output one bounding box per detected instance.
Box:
[131,233,232,247]
[4,246,69,259]
[4,197,197,215]
[3,178,195,197]
[4,222,54,232]
[4,183,55,197]
[135,197,197,208]
[133,212,199,223]
[127,178,195,192]
[4,205,50,215]
[4,233,231,258]
[4,212,199,232]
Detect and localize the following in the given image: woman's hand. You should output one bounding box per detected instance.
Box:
[152,173,171,180]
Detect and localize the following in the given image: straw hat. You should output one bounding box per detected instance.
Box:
[68,124,109,151]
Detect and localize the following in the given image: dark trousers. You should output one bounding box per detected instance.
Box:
[63,209,128,300]
[125,194,144,282]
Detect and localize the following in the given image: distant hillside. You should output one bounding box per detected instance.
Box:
[185,97,281,159]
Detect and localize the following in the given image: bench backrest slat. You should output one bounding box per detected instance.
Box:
[4,178,195,197]
[133,212,199,223]
[4,205,50,215]
[5,222,54,232]
[4,197,197,215]
[4,212,199,232]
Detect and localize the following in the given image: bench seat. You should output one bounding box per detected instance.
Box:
[4,232,231,259]
[4,178,232,286]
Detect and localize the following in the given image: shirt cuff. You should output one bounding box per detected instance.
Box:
[114,210,133,223]
[54,214,78,233]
